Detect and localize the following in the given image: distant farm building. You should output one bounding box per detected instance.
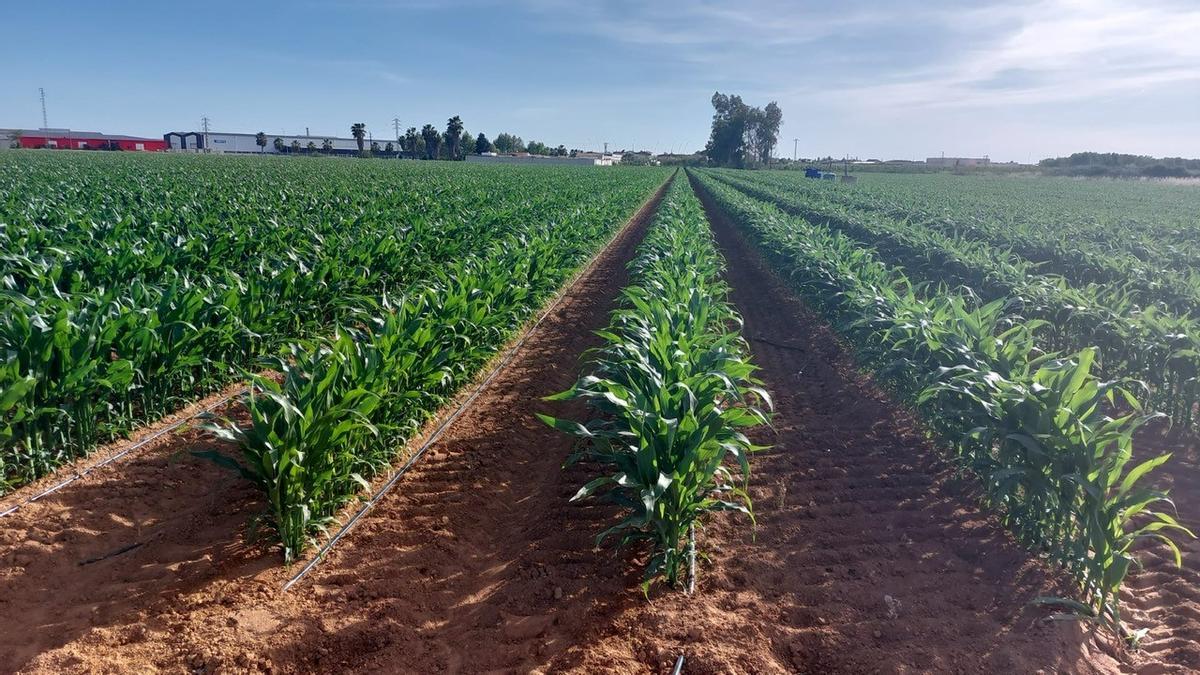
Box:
[1,128,168,151]
[926,156,991,168]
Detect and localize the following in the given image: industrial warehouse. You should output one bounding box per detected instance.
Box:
[164,130,365,155]
[0,128,168,151]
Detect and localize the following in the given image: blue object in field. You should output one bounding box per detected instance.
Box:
[804,167,822,178]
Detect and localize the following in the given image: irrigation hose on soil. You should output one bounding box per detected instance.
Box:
[669,524,697,674]
[0,388,248,519]
[281,186,665,592]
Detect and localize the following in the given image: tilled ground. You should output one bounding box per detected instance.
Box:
[3,174,1196,674]
[1122,428,1200,672]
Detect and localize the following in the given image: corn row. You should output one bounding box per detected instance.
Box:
[707,170,1200,431]
[0,151,670,494]
[540,177,771,592]
[202,173,671,562]
[692,169,1192,638]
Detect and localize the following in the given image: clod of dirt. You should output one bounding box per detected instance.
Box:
[884,595,901,620]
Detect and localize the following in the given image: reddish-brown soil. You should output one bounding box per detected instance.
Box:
[0,382,268,674]
[1123,426,1200,672]
[2,173,1195,674]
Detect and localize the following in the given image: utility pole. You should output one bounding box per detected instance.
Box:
[39,88,48,129]
[793,138,798,162]
[201,115,211,153]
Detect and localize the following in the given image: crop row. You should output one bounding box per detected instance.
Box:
[0,151,670,494]
[541,176,771,591]
[692,170,1191,636]
[706,170,1200,431]
[200,171,672,561]
[719,169,1200,313]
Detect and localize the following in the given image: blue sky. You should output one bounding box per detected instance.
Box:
[3,0,1199,162]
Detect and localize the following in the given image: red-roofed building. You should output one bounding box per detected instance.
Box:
[2,128,168,151]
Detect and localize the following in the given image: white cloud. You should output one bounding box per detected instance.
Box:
[805,0,1200,108]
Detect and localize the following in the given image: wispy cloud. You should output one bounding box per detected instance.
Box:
[842,0,1200,108]
[498,0,1200,108]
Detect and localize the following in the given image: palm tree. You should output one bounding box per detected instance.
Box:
[291,140,301,153]
[445,116,464,159]
[273,137,285,153]
[255,132,267,153]
[350,123,366,153]
[404,127,419,158]
[322,138,333,153]
[307,141,317,153]
[420,124,441,160]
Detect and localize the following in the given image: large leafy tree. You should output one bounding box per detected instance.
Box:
[475,132,492,154]
[460,130,474,159]
[493,132,524,154]
[704,92,783,168]
[255,132,268,153]
[420,124,441,159]
[758,102,783,165]
[704,93,748,167]
[445,116,464,159]
[350,123,367,153]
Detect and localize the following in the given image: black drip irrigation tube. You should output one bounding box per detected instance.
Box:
[0,388,248,519]
[281,201,651,593]
[669,523,697,674]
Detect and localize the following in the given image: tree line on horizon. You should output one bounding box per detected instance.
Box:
[1038,151,1200,178]
[253,117,583,160]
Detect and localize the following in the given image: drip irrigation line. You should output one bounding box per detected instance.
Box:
[0,388,248,519]
[79,541,144,566]
[671,653,685,675]
[747,335,807,352]
[687,522,697,595]
[282,193,655,593]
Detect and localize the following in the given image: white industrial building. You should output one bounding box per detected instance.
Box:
[164,131,375,155]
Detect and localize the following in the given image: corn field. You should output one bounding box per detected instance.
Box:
[0,152,670,554]
[692,169,1193,637]
[2,150,1194,656]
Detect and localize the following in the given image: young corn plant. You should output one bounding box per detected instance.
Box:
[541,182,771,592]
